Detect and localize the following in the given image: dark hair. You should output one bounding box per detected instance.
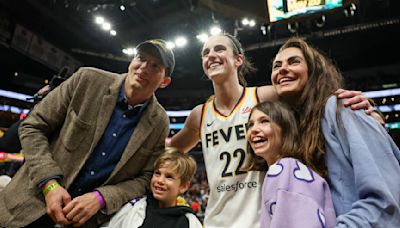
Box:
[245,101,301,171]
[274,37,344,177]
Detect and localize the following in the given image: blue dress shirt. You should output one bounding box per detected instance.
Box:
[68,84,149,197]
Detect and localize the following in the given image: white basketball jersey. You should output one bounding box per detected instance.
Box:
[200,87,265,228]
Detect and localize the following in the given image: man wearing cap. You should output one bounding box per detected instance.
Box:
[0,39,175,227]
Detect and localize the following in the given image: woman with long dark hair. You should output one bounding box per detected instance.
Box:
[271,37,400,227]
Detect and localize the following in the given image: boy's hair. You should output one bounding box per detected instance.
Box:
[154,147,197,184]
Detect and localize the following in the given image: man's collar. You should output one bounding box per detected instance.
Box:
[118,83,150,109]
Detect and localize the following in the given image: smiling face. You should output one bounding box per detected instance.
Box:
[271,47,309,104]
[125,50,171,103]
[246,109,282,166]
[201,35,243,82]
[151,162,189,208]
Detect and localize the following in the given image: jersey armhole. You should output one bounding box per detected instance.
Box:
[199,102,208,138]
[254,87,260,104]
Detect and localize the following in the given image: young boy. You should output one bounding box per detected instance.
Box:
[102,148,203,228]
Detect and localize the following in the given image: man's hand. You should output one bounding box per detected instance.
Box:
[63,192,101,227]
[43,180,72,225]
[335,89,374,114]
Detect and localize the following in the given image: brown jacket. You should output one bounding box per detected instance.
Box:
[0,67,170,227]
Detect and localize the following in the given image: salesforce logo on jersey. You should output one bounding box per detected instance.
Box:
[216,180,258,193]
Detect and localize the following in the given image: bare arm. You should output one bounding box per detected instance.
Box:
[257,85,372,114]
[168,105,203,153]
[257,85,279,103]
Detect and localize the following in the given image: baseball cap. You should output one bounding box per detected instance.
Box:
[136,39,175,76]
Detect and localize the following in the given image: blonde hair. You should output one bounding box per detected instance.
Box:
[154,147,197,184]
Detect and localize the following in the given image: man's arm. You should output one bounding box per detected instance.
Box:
[19,70,81,224]
[19,72,79,184]
[168,105,202,153]
[42,180,72,225]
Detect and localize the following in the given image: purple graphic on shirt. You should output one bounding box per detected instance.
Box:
[129,195,145,206]
[293,160,315,183]
[318,208,326,228]
[267,161,284,177]
[269,202,277,215]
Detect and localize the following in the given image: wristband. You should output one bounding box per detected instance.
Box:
[43,182,60,196]
[94,190,105,208]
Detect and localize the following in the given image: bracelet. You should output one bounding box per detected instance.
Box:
[43,182,60,196]
[93,190,105,208]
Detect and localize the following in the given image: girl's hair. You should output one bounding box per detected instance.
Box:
[154,147,197,184]
[222,33,257,86]
[275,37,344,177]
[246,101,301,171]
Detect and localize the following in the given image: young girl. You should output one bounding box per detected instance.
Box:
[271,37,400,227]
[246,101,336,228]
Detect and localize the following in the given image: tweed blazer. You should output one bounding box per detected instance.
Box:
[0,67,170,227]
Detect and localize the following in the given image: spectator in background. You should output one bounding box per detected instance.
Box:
[0,39,174,227]
[0,85,50,154]
[0,85,51,187]
[0,119,23,154]
[183,168,208,223]
[190,197,200,214]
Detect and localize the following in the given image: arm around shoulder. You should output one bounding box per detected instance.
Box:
[257,85,278,103]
